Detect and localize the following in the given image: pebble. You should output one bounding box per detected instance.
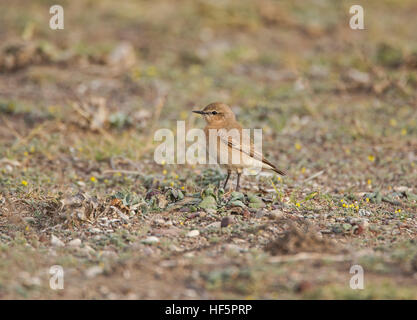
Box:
[142,236,160,244]
[89,228,102,234]
[221,216,234,228]
[68,238,82,247]
[268,210,285,219]
[85,266,104,279]
[205,222,221,229]
[154,219,165,225]
[186,230,200,237]
[50,235,65,247]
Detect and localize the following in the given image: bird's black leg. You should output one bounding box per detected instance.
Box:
[236,172,242,191]
[223,170,231,189]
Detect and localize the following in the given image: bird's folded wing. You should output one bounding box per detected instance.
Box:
[217,130,266,163]
[217,130,286,175]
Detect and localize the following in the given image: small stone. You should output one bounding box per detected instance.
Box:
[347,69,370,84]
[23,217,36,224]
[187,212,200,219]
[89,228,102,234]
[268,210,285,219]
[85,266,104,279]
[221,216,233,228]
[205,222,221,229]
[68,238,82,247]
[50,235,65,247]
[142,236,160,244]
[76,181,86,187]
[186,230,200,238]
[154,218,165,225]
[169,244,183,252]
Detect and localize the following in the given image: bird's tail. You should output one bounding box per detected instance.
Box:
[261,157,286,176]
[272,167,286,176]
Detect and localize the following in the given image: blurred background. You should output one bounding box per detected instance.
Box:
[1,0,416,188]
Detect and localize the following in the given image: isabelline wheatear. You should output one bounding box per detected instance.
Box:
[193,102,286,191]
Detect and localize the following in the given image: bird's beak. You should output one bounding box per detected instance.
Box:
[192,110,207,115]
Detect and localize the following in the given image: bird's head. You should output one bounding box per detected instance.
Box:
[192,102,235,125]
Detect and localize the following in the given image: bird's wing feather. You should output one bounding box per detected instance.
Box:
[217,129,286,175]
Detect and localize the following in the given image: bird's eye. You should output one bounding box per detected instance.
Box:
[212,111,218,115]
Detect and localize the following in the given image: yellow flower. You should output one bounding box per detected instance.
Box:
[368,155,375,162]
[146,66,157,77]
[301,167,306,174]
[396,209,402,213]
[90,176,96,183]
[367,179,372,185]
[342,203,347,208]
[170,181,174,187]
[162,169,167,175]
[161,160,166,165]
[401,128,407,136]
[21,180,28,186]
[295,202,301,207]
[389,119,397,127]
[181,186,185,190]
[365,198,370,203]
[131,67,141,80]
[24,151,29,157]
[340,199,344,203]
[294,142,302,151]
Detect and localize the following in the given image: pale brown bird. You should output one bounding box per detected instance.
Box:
[193,102,286,191]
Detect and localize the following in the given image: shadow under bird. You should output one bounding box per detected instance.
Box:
[193,102,286,191]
